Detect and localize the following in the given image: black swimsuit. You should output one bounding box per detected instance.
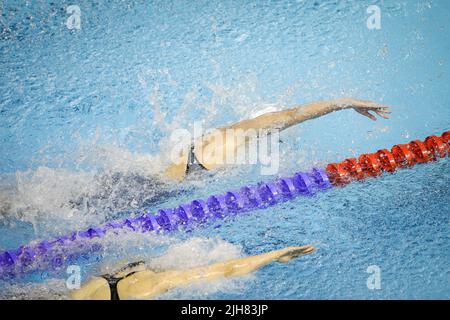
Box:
[100,272,137,300]
[185,143,208,175]
[100,261,144,300]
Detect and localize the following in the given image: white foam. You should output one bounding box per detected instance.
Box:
[1,279,70,300]
[0,142,178,235]
[148,236,243,270]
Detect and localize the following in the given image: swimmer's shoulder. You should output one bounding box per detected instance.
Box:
[71,277,110,300]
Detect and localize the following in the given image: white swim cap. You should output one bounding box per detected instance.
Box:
[249,104,280,119]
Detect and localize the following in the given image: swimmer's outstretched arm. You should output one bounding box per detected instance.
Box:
[227,98,391,133]
[190,245,316,278]
[121,245,315,299]
[164,98,391,179]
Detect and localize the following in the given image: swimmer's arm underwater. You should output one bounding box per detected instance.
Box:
[178,245,315,279]
[117,245,315,300]
[71,245,315,300]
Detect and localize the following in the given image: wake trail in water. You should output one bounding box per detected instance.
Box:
[0,143,188,235]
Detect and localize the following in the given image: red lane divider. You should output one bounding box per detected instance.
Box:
[376,149,397,172]
[326,131,449,186]
[442,131,450,144]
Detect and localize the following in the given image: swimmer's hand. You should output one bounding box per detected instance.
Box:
[334,98,391,121]
[276,245,316,263]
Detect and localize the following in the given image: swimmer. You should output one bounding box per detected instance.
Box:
[165,98,391,180]
[0,99,390,217]
[71,244,315,300]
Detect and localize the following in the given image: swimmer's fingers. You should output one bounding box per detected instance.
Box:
[278,245,316,262]
[337,98,392,113]
[354,106,391,120]
[365,105,392,116]
[354,108,378,121]
[374,109,390,119]
[355,102,392,113]
[292,245,315,256]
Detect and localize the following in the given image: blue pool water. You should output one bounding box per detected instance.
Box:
[0,0,449,299]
